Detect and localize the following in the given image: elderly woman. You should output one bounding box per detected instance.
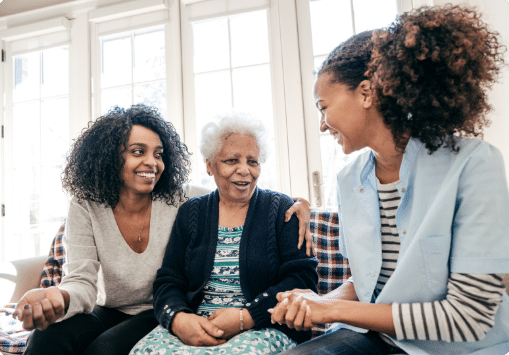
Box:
[130,113,318,355]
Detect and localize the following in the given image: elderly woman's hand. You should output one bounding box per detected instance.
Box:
[171,312,226,346]
[286,198,314,256]
[13,286,67,331]
[208,307,254,339]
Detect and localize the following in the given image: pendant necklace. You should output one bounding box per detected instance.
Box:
[116,202,151,242]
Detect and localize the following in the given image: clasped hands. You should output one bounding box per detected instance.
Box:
[171,307,254,347]
[268,289,334,331]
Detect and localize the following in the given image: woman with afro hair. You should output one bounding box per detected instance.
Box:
[12,104,311,355]
[270,5,509,355]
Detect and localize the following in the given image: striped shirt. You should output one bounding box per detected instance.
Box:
[376,180,506,342]
[376,180,401,294]
[196,226,246,317]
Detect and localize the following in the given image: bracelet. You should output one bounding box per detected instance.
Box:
[239,308,244,331]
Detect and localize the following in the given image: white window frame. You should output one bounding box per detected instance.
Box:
[0,18,72,261]
[89,0,185,133]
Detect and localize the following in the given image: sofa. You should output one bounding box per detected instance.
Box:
[1,212,508,354]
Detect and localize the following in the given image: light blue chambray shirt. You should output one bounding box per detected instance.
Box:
[335,137,509,355]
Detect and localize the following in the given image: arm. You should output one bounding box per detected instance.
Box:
[287,197,314,256]
[153,202,225,346]
[245,195,318,331]
[13,198,100,329]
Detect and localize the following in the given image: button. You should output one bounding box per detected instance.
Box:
[246,303,251,307]
[401,188,406,193]
[166,309,171,313]
[163,305,168,310]
[263,293,268,297]
[402,230,406,235]
[359,188,364,193]
[169,311,174,316]
[370,272,376,277]
[254,298,259,302]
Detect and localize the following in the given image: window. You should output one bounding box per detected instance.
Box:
[99,26,167,116]
[2,39,70,261]
[187,9,277,191]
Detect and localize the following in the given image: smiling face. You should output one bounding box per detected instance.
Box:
[207,133,260,205]
[313,72,373,155]
[119,125,165,197]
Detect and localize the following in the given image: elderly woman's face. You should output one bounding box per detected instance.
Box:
[207,133,260,205]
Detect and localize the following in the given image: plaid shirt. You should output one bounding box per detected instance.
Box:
[310,210,351,337]
[0,220,66,354]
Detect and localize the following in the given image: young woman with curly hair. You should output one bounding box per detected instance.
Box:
[11,104,311,355]
[271,5,509,355]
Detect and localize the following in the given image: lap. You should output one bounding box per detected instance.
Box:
[280,329,402,355]
[130,325,297,355]
[25,306,157,355]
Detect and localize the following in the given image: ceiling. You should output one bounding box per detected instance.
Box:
[0,0,76,17]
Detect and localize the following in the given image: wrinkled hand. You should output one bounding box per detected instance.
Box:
[269,290,328,331]
[171,312,226,346]
[286,198,314,256]
[13,286,66,331]
[208,307,247,339]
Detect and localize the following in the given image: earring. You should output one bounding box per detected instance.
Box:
[208,172,212,176]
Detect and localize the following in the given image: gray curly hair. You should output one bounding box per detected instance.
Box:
[200,112,269,163]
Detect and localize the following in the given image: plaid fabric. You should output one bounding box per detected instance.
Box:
[0,219,66,354]
[40,219,66,288]
[310,209,351,337]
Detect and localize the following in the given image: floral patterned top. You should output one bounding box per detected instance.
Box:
[196,226,247,317]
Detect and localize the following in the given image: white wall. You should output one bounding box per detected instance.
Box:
[434,0,509,181]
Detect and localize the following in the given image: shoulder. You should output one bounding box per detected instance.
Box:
[255,188,294,212]
[338,149,373,183]
[178,190,215,215]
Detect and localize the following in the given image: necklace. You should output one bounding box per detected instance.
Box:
[115,202,151,242]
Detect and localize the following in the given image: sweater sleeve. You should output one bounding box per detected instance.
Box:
[58,198,100,320]
[393,273,505,342]
[245,194,319,330]
[152,201,194,330]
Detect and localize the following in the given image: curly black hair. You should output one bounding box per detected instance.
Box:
[62,104,191,207]
[319,5,506,153]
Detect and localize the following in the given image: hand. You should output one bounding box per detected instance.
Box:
[268,290,330,331]
[171,312,226,346]
[208,307,254,339]
[13,286,66,331]
[287,198,314,256]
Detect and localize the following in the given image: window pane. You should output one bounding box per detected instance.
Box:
[41,46,69,98]
[102,86,132,114]
[230,10,270,68]
[134,82,167,118]
[133,27,165,83]
[13,52,40,102]
[41,97,69,164]
[194,70,232,128]
[193,18,230,73]
[231,64,274,138]
[309,0,353,56]
[101,32,132,88]
[353,0,398,33]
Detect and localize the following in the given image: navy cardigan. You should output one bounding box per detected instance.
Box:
[153,187,318,343]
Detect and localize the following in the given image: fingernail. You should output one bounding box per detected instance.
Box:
[268,308,273,313]
[282,298,288,304]
[217,330,224,335]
